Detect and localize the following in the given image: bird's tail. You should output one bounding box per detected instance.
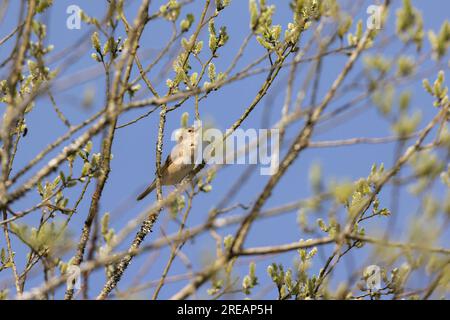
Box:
[136,180,156,201]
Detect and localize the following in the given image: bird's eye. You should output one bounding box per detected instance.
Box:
[188,128,193,133]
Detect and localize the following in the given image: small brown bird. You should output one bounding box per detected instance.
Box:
[136,126,199,201]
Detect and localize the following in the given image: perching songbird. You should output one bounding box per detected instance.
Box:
[136,126,199,201]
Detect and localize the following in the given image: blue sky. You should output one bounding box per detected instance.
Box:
[0,0,449,299]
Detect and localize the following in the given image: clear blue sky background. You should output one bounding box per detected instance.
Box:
[0,0,449,299]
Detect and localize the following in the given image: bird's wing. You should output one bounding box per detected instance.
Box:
[136,155,172,201]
